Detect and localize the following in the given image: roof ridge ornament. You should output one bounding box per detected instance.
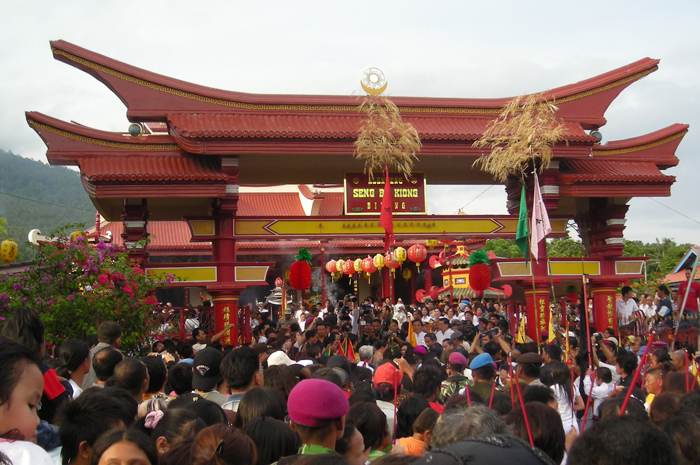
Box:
[361,68,387,96]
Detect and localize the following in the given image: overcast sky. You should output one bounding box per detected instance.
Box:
[1,1,699,245]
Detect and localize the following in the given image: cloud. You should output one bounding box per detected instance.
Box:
[1,1,698,245]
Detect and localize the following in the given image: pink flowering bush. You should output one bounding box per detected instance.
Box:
[0,233,173,355]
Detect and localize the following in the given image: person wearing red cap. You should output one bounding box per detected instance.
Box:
[372,362,403,440]
[282,379,349,461]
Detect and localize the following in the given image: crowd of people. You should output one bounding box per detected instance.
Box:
[1,289,699,465]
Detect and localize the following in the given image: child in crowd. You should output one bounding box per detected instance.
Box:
[0,337,55,464]
[591,366,615,418]
[392,408,439,456]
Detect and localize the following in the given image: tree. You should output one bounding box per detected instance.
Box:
[483,239,525,259]
[0,232,174,355]
[547,237,583,258]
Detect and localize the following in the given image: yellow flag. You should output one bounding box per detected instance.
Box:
[515,317,527,344]
[407,319,417,347]
[547,318,556,344]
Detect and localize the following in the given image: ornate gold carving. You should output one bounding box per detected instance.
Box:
[27,119,180,150]
[53,47,655,116]
[592,130,687,156]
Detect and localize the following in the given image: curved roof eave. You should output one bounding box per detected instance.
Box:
[49,40,658,127]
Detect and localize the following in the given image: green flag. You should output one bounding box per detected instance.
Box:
[515,184,529,260]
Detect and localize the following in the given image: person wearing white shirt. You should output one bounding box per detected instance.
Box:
[435,318,454,344]
[591,367,615,417]
[616,286,638,325]
[411,319,427,346]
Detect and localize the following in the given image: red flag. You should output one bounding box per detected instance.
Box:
[336,341,345,357]
[379,165,393,252]
[345,339,356,363]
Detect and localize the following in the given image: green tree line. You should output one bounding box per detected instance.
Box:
[0,150,95,261]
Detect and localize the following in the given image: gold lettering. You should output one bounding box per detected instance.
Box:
[353,188,375,198]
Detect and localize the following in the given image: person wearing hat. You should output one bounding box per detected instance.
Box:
[440,351,469,402]
[282,379,350,460]
[277,307,298,331]
[191,347,228,406]
[464,353,497,400]
[450,331,470,354]
[372,361,402,439]
[510,352,544,391]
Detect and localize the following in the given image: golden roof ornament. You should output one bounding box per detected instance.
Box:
[361,68,387,95]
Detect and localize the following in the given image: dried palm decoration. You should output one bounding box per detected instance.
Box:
[353,95,421,179]
[472,93,566,182]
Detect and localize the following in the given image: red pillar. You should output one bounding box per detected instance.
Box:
[524,285,550,343]
[209,156,241,345]
[523,240,551,343]
[212,289,241,346]
[591,284,618,333]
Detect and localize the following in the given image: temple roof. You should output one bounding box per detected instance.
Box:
[26,41,688,221]
[49,40,659,130]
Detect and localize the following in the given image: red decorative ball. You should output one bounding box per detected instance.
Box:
[469,263,491,292]
[289,260,311,290]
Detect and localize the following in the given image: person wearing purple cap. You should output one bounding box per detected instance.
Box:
[440,351,469,402]
[282,379,349,461]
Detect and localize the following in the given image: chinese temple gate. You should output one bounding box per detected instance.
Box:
[27,40,688,342]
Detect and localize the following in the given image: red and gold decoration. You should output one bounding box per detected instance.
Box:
[408,244,427,270]
[342,259,355,275]
[289,248,312,291]
[0,239,18,264]
[468,250,491,292]
[361,257,377,274]
[402,268,412,280]
[325,260,337,274]
[385,252,400,275]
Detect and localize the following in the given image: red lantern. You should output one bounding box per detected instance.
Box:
[408,244,427,269]
[325,260,337,274]
[361,257,377,274]
[385,252,400,269]
[342,259,355,275]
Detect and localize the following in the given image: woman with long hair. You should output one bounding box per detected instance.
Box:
[545,361,584,433]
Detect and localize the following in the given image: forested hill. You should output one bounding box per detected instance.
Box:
[0,150,95,260]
